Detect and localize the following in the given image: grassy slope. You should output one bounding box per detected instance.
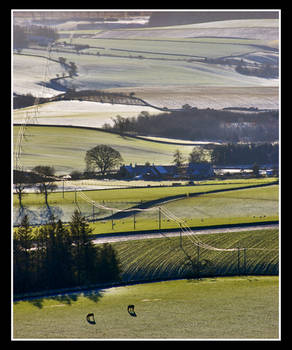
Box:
[13,125,195,174]
[113,228,279,281]
[14,18,279,107]
[66,36,259,59]
[13,100,165,129]
[13,276,279,339]
[92,18,278,41]
[15,43,277,95]
[87,183,278,234]
[13,178,275,206]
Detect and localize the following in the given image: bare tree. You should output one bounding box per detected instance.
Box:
[32,166,57,208]
[85,145,123,176]
[14,171,29,209]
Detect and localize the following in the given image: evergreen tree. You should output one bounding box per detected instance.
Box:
[55,219,74,287]
[99,243,121,282]
[13,212,122,295]
[13,215,33,293]
[69,210,96,285]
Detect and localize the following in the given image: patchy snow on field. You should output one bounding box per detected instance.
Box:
[109,86,279,110]
[13,54,65,97]
[13,100,164,128]
[96,19,279,40]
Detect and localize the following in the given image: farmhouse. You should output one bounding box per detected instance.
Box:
[119,164,176,180]
[119,163,214,180]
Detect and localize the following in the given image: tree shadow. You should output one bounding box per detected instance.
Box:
[13,206,39,226]
[13,205,64,226]
[38,205,63,225]
[25,289,104,309]
[83,289,104,303]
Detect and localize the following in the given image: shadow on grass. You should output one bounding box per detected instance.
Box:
[22,289,104,309]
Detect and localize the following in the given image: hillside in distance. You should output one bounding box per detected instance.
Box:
[148,11,279,27]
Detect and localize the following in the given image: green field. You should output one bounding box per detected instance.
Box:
[13,276,279,339]
[13,178,278,231]
[13,16,280,341]
[13,125,196,174]
[13,226,279,339]
[113,228,278,281]
[64,36,259,59]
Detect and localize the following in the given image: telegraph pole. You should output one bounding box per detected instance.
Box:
[243,248,247,275]
[237,247,240,275]
[133,212,136,230]
[158,207,161,230]
[197,244,200,278]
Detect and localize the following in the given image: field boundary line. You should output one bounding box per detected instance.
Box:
[89,221,279,241]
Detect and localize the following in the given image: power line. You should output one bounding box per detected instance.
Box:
[13,31,277,254]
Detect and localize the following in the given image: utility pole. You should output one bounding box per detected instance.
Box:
[158,207,161,230]
[179,223,182,249]
[243,248,247,275]
[133,212,136,230]
[197,244,200,278]
[237,247,240,275]
[111,210,114,230]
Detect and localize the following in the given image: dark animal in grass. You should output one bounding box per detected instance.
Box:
[127,304,136,317]
[86,313,96,324]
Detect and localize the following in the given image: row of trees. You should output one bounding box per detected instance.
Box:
[14,166,57,209]
[235,62,278,79]
[58,57,78,77]
[172,147,208,168]
[14,211,121,294]
[104,109,278,142]
[210,142,279,165]
[13,24,59,49]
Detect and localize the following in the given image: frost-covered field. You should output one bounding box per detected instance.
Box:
[13,100,165,128]
[95,19,279,40]
[13,54,65,97]
[108,86,279,110]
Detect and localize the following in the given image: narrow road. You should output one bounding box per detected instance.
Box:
[92,222,278,244]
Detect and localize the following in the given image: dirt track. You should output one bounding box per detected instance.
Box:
[92,222,278,244]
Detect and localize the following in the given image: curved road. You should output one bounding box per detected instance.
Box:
[92,222,278,245]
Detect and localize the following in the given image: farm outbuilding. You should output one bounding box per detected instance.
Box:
[187,162,214,179]
[119,164,177,180]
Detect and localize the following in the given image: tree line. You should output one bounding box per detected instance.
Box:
[235,62,278,79]
[13,24,59,49]
[104,108,279,143]
[209,142,279,166]
[13,211,121,295]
